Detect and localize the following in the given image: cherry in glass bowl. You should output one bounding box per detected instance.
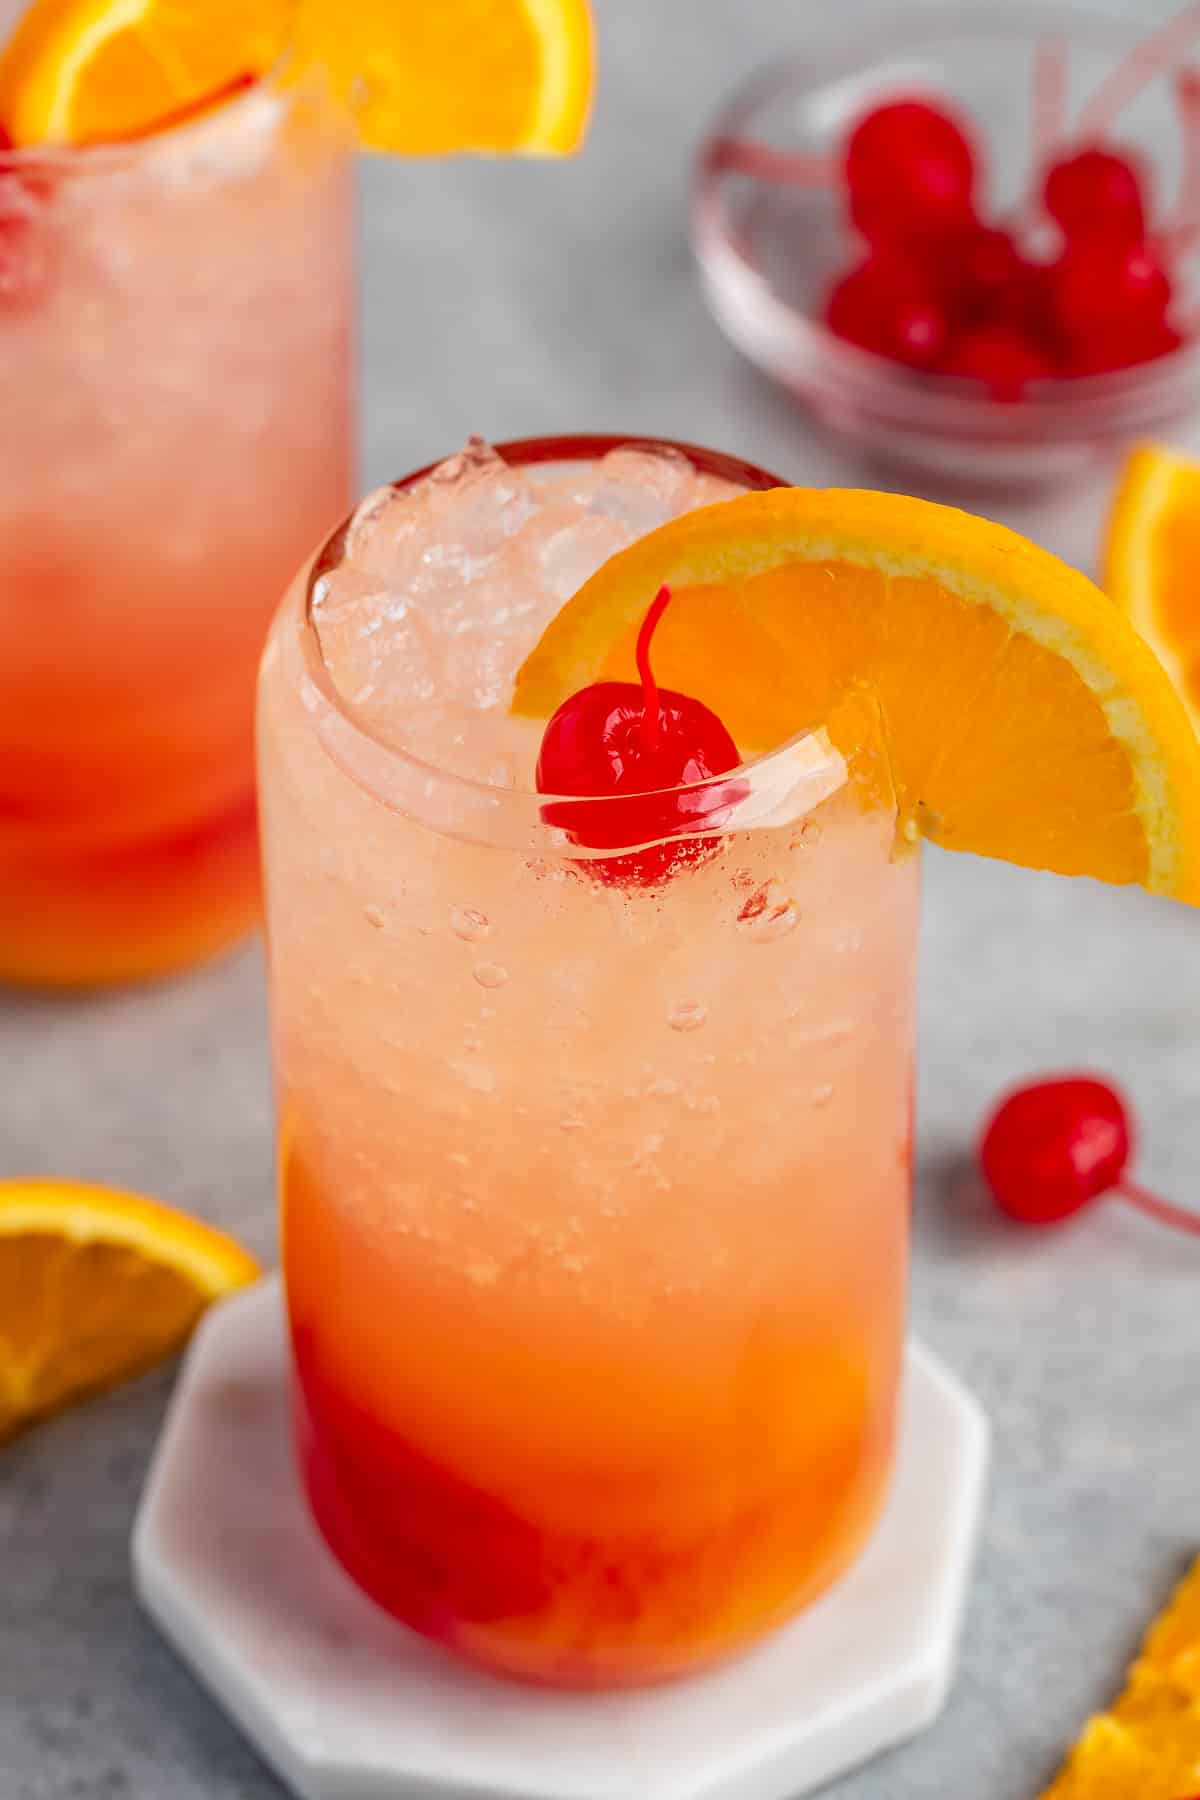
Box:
[691,2,1200,491]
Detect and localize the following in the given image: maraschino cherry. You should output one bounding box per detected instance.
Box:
[933,222,1023,322]
[843,99,977,244]
[536,584,744,886]
[979,1074,1200,1235]
[721,11,1200,393]
[797,34,1192,394]
[1042,144,1148,244]
[825,254,949,368]
[941,324,1054,398]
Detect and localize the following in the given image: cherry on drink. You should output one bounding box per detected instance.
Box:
[536,583,746,886]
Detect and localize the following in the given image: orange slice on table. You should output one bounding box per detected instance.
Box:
[513,488,1200,902]
[0,0,594,153]
[1104,441,1200,743]
[1037,1555,1200,1799]
[0,1178,259,1443]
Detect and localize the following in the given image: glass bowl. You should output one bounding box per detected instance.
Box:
[691,1,1200,490]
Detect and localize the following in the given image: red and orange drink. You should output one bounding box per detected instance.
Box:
[0,69,353,985]
[259,438,918,1686]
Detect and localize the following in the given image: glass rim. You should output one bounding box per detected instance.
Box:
[293,434,855,856]
[0,52,306,177]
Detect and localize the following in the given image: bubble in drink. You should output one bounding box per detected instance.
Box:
[736,885,801,943]
[668,999,709,1032]
[451,905,490,941]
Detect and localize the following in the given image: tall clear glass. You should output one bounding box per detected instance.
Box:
[0,71,354,986]
[258,437,919,1688]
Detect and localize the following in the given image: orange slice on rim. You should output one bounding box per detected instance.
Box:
[0,1178,259,1442]
[290,0,595,155]
[0,0,291,146]
[0,0,594,153]
[513,488,1200,901]
[1104,441,1200,743]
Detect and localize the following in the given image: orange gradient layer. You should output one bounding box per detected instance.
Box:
[0,787,262,988]
[284,1141,905,1686]
[0,66,354,989]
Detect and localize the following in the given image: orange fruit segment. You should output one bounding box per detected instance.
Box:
[1105,442,1200,742]
[513,488,1200,902]
[0,0,292,147]
[0,0,594,154]
[1037,1556,1200,1799]
[290,0,594,155]
[0,1178,259,1443]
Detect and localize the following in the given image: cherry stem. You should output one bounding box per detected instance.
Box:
[636,584,672,754]
[1075,0,1200,140]
[705,136,836,187]
[1032,35,1068,172]
[1169,70,1200,234]
[1018,34,1069,225]
[1115,1178,1200,1237]
[1156,220,1200,259]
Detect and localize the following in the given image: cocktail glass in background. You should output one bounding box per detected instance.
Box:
[259,437,918,1687]
[0,69,354,986]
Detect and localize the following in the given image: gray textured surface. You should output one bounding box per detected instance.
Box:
[3,3,1199,1797]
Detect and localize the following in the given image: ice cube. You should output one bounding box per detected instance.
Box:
[370,606,439,708]
[312,564,439,721]
[342,484,424,586]
[590,446,692,533]
[536,513,634,600]
[310,562,388,619]
[426,436,508,489]
[419,437,541,568]
[444,626,519,713]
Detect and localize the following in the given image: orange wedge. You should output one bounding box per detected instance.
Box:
[1105,442,1200,743]
[0,0,594,154]
[0,0,292,147]
[1037,1557,1200,1799]
[0,1178,259,1442]
[290,0,595,155]
[513,488,1200,902]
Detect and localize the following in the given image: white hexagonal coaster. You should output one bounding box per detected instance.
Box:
[133,1277,988,1800]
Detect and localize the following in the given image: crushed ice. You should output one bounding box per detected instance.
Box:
[310,438,739,785]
